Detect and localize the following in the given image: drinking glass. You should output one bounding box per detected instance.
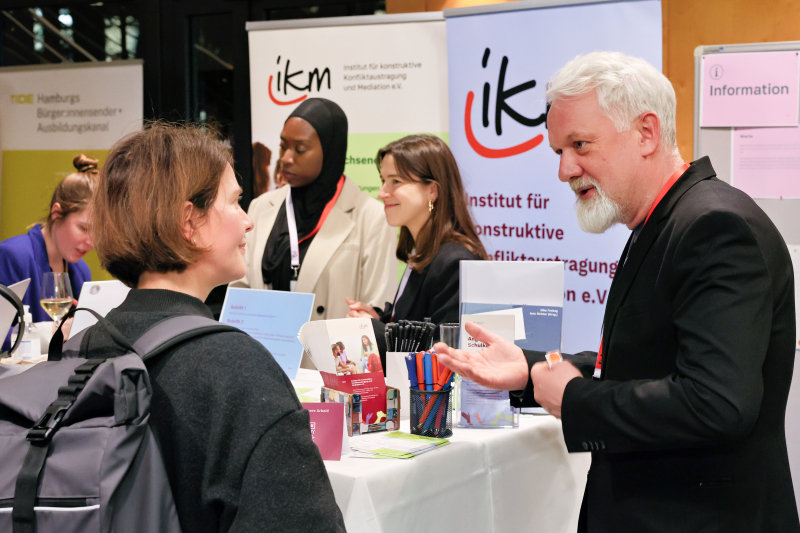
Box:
[439,323,459,349]
[40,272,73,324]
[439,323,461,415]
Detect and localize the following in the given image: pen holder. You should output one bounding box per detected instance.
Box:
[410,388,453,438]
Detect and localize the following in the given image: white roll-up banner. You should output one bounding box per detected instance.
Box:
[247,14,448,199]
[446,0,662,353]
[0,61,143,279]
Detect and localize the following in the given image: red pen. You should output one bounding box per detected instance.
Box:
[433,367,453,391]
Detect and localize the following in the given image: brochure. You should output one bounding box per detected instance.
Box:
[459,261,564,412]
[302,402,350,461]
[220,287,314,380]
[348,431,450,459]
[298,317,379,375]
[458,314,519,429]
[320,371,388,426]
[460,303,562,353]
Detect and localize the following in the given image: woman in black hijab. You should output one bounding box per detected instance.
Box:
[236,98,397,322]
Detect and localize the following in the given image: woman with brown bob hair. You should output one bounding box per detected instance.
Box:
[0,154,97,349]
[347,135,488,353]
[87,122,345,533]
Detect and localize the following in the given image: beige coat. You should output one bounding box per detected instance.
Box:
[233,177,397,321]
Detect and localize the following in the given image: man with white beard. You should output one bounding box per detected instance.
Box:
[436,52,799,533]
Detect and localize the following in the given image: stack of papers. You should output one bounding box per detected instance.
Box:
[349,431,450,459]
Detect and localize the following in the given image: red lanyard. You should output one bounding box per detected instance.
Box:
[298,175,345,244]
[644,163,690,226]
[595,163,690,379]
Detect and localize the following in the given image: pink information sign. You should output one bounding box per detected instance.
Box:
[701,51,800,127]
[733,127,800,199]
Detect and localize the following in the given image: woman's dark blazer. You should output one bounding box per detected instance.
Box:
[372,242,481,367]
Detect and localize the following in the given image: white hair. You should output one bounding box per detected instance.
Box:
[546,51,679,158]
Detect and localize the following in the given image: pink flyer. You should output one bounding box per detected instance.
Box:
[321,371,387,425]
[303,402,345,461]
[732,127,800,199]
[701,51,799,127]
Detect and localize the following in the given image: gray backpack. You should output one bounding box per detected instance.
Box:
[0,309,241,533]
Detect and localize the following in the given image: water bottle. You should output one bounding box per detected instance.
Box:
[12,305,42,362]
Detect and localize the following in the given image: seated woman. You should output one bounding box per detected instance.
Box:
[360,335,382,373]
[347,135,489,364]
[87,123,345,533]
[235,98,396,322]
[0,155,97,349]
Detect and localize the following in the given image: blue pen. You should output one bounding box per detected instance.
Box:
[405,354,418,389]
[443,372,455,391]
[423,395,444,430]
[423,352,433,392]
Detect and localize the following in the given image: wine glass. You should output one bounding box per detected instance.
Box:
[40,272,73,324]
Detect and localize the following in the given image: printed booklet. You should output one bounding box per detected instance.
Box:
[298,317,380,375]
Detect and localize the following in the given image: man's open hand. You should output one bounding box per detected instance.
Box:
[434,321,528,391]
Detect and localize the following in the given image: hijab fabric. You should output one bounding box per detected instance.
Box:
[262,98,348,289]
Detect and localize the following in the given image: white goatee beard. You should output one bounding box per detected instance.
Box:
[572,178,624,234]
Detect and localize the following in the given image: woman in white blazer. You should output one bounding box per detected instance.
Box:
[234,98,396,321]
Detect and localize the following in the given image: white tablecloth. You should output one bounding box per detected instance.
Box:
[293,369,591,533]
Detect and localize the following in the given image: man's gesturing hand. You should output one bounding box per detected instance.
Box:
[433,321,529,391]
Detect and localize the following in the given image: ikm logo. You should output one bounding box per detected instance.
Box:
[269,56,331,106]
[464,48,547,158]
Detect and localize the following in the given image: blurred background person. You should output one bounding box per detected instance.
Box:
[0,154,97,349]
[252,141,273,196]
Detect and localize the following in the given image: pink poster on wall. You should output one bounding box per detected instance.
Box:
[701,51,800,127]
[732,127,800,199]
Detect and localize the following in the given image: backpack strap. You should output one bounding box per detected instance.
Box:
[12,313,244,533]
[132,315,244,362]
[12,357,107,533]
[0,283,25,357]
[50,307,138,361]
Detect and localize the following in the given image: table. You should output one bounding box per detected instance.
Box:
[293,369,591,533]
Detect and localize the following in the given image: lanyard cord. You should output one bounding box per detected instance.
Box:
[285,175,345,289]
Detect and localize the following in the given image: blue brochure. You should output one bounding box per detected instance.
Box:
[460,302,562,352]
[220,288,314,380]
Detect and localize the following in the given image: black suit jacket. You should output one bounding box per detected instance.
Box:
[519,158,799,532]
[373,242,480,364]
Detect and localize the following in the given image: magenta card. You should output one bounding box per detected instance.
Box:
[701,51,799,127]
[320,371,388,426]
[303,402,345,461]
[733,127,800,199]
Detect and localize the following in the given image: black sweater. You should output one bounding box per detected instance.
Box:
[80,289,346,533]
